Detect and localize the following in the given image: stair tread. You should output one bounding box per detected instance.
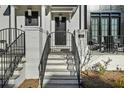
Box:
[48,58,67,60]
[47,62,75,65]
[47,63,67,65]
[44,76,77,80]
[43,83,78,88]
[0,74,20,79]
[0,66,23,71]
[0,84,15,88]
[46,67,76,71]
[49,52,72,55]
[10,75,20,79]
[43,79,78,85]
[0,60,25,64]
[15,67,23,71]
[46,69,69,72]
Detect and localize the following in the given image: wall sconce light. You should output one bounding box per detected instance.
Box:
[27,8,32,16]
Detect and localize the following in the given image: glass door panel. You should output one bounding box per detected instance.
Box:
[91,17,99,43]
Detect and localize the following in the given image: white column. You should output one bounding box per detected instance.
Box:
[41,5,47,53]
[10,5,15,28]
[10,5,16,42]
[41,5,46,30]
[81,5,84,30]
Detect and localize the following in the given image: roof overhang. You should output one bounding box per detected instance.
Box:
[46,5,78,20]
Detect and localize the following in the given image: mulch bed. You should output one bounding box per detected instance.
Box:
[18,79,39,88]
[80,71,124,88]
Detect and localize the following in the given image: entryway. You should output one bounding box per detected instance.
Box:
[55,17,66,45]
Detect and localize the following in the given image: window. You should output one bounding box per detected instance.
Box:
[25,11,38,26]
[90,13,122,53]
[101,17,109,42]
[91,17,99,43]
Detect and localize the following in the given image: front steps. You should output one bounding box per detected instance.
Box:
[0,57,26,88]
[42,52,79,88]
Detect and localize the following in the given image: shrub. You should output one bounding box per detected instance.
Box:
[115,76,124,88]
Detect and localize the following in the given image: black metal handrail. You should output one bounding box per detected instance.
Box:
[71,34,81,88]
[39,34,50,88]
[0,28,25,88]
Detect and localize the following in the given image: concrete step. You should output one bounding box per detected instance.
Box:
[0,60,26,64]
[15,67,23,71]
[43,83,78,88]
[46,68,70,72]
[48,55,67,59]
[44,72,76,77]
[10,75,20,80]
[47,63,67,65]
[49,52,72,55]
[46,68,69,72]
[0,69,20,75]
[0,75,20,85]
[47,59,67,64]
[0,57,26,63]
[44,75,77,80]
[0,74,20,80]
[46,67,76,72]
[48,57,67,60]
[46,64,67,69]
[0,57,25,68]
[0,84,15,88]
[43,79,78,85]
[0,54,24,59]
[0,62,23,68]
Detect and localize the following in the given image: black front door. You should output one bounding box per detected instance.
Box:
[55,17,66,45]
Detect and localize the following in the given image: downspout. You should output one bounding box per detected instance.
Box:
[84,5,87,29]
[9,5,11,44]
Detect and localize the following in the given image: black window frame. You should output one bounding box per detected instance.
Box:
[90,12,121,38]
[25,11,39,26]
[89,12,121,53]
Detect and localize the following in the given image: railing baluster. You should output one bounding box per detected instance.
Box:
[0,28,25,87]
[71,34,81,88]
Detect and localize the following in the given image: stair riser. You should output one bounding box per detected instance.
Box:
[0,57,25,61]
[44,76,77,80]
[47,60,67,64]
[44,72,77,76]
[45,69,69,72]
[0,81,15,86]
[0,70,20,75]
[46,65,67,69]
[48,55,67,59]
[43,84,78,88]
[0,63,23,68]
[43,79,78,85]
